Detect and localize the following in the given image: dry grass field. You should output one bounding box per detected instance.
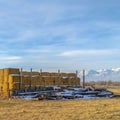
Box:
[0,88,120,120]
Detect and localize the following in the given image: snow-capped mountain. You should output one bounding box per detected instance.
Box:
[79,68,120,81]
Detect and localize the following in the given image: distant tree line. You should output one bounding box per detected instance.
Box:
[83,80,120,87]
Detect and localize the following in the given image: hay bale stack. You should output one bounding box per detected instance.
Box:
[47,79,54,86]
[3,68,20,84]
[0,69,4,75]
[22,71,30,76]
[3,82,9,91]
[22,76,30,86]
[4,76,9,83]
[67,73,76,77]
[76,77,80,86]
[34,76,41,85]
[0,69,4,81]
[4,68,20,76]
[32,71,40,77]
[62,78,69,85]
[50,72,59,77]
[2,68,20,94]
[41,78,45,86]
[9,83,20,90]
[70,78,76,86]
[0,69,4,91]
[32,77,39,86]
[41,72,50,77]
[22,71,39,76]
[0,82,3,91]
[54,77,59,85]
[44,77,51,86]
[8,75,20,83]
[61,72,68,77]
[0,68,20,97]
[50,72,60,85]
[0,68,81,95]
[8,75,21,90]
[40,72,51,86]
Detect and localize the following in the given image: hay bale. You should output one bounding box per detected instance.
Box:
[9,82,20,90]
[22,76,30,85]
[32,71,39,76]
[4,68,20,76]
[67,73,76,77]
[22,71,30,76]
[33,76,40,85]
[71,78,76,86]
[8,75,20,83]
[0,82,3,91]
[22,71,40,76]
[0,76,4,82]
[4,76,9,82]
[31,77,40,85]
[50,72,59,77]
[0,69,4,76]
[61,72,68,77]
[44,77,51,85]
[41,72,50,77]
[41,78,45,86]
[3,82,9,90]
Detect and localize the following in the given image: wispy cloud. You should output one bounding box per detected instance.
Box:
[0,54,22,68]
[60,49,120,57]
[0,54,22,61]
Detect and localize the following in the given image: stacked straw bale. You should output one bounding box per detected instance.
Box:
[3,68,20,90]
[0,69,4,91]
[0,68,20,97]
[9,75,20,90]
[0,68,80,97]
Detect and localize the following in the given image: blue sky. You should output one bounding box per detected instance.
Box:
[0,0,120,72]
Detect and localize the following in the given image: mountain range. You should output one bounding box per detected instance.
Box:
[79,68,120,81]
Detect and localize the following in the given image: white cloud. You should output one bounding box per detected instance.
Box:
[0,54,22,68]
[60,49,119,57]
[0,55,22,61]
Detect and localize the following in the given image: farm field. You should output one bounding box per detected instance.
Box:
[0,88,120,120]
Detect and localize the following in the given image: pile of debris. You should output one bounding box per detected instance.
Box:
[13,86,114,100]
